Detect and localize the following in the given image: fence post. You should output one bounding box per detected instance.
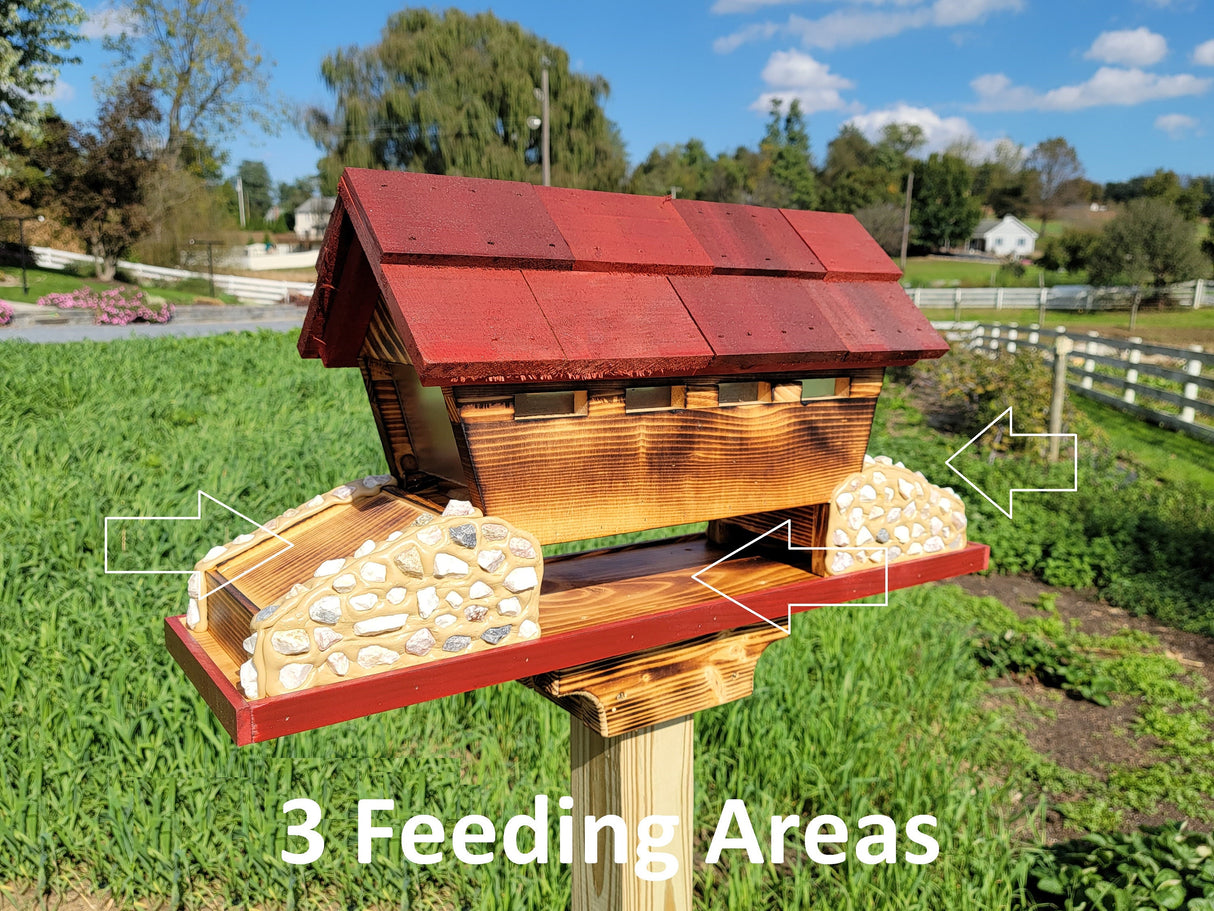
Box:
[1081,330,1098,390]
[990,325,1001,352]
[1028,324,1040,346]
[973,324,985,350]
[1195,279,1205,311]
[1124,337,1142,405]
[953,288,961,322]
[1038,286,1048,326]
[912,288,921,308]
[995,287,1004,312]
[1049,332,1073,463]
[1181,345,1204,424]
[1007,322,1018,353]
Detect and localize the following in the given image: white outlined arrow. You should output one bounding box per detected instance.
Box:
[692,520,890,635]
[104,490,293,596]
[944,407,1077,519]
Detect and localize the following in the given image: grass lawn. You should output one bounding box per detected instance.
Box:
[0,265,240,306]
[900,258,1086,289]
[920,305,1214,349]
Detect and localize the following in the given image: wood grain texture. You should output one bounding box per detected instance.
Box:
[361,296,411,366]
[164,616,251,744]
[309,216,381,369]
[361,360,418,477]
[167,536,989,744]
[571,716,693,911]
[524,625,784,736]
[462,397,877,543]
[778,209,903,282]
[673,198,825,277]
[298,193,350,360]
[536,185,713,275]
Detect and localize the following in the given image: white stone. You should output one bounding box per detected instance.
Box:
[357,645,400,669]
[504,567,538,593]
[282,508,298,519]
[315,558,345,577]
[314,628,342,651]
[832,529,850,547]
[332,573,357,593]
[187,570,202,599]
[203,545,226,562]
[898,478,914,499]
[279,663,311,690]
[417,525,443,546]
[434,614,457,629]
[912,523,925,538]
[360,561,387,583]
[870,548,886,564]
[519,619,539,640]
[309,596,342,624]
[354,614,408,636]
[498,596,522,616]
[830,551,854,573]
[386,586,408,605]
[478,550,506,572]
[243,633,257,654]
[868,506,884,520]
[271,629,310,656]
[929,489,940,506]
[365,474,393,488]
[418,587,440,618]
[887,507,902,524]
[836,492,854,512]
[186,598,200,629]
[327,653,349,676]
[940,498,953,513]
[930,516,943,536]
[904,501,918,519]
[332,484,357,500]
[442,499,477,517]
[863,455,875,466]
[848,507,864,531]
[406,628,436,656]
[287,582,308,598]
[856,527,873,546]
[894,525,910,544]
[954,512,967,529]
[908,542,923,556]
[872,471,885,485]
[354,539,377,558]
[349,593,378,612]
[470,581,493,599]
[924,536,944,554]
[239,661,258,699]
[445,591,463,607]
[914,483,925,497]
[875,455,893,465]
[434,553,469,577]
[884,487,895,503]
[233,533,255,545]
[387,531,404,542]
[858,484,877,503]
[509,537,537,559]
[307,495,325,508]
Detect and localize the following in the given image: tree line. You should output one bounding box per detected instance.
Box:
[2,3,1211,288]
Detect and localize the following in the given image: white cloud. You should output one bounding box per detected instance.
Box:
[1085,28,1168,67]
[972,67,1211,110]
[1194,39,1214,66]
[713,0,1023,53]
[846,104,999,157]
[1154,112,1198,137]
[712,0,806,14]
[82,4,139,40]
[750,49,856,113]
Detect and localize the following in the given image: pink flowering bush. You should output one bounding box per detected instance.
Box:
[36,287,175,325]
[0,300,13,326]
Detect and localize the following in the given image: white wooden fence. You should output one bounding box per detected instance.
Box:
[909,279,1206,314]
[940,321,1214,444]
[29,246,316,305]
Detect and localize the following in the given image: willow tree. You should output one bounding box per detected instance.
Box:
[308,8,626,193]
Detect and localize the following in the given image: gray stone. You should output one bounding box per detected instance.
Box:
[309,595,342,624]
[253,603,279,624]
[465,605,488,622]
[433,553,469,577]
[482,625,511,645]
[393,546,424,577]
[353,613,408,636]
[504,567,538,593]
[875,528,890,544]
[405,628,436,656]
[272,629,310,656]
[449,523,477,549]
[278,663,311,690]
[478,549,506,572]
[442,635,472,652]
[413,513,433,525]
[357,645,400,668]
[508,537,536,559]
[482,523,508,541]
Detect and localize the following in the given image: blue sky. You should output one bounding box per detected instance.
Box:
[51,0,1214,190]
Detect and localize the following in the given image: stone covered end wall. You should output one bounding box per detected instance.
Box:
[823,455,967,575]
[240,500,543,699]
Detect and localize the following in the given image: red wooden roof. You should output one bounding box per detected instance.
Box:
[301,168,946,385]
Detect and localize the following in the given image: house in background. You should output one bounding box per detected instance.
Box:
[293,196,337,242]
[969,214,1038,258]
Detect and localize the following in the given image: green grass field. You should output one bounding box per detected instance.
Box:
[900,258,1084,289]
[0,265,239,306]
[1,331,1210,908]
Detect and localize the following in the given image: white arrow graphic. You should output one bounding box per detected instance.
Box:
[944,406,1077,519]
[692,520,890,635]
[104,490,293,596]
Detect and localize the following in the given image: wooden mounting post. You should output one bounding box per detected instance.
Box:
[571,715,694,911]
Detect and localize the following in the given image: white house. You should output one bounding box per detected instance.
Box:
[294,196,337,242]
[969,215,1038,258]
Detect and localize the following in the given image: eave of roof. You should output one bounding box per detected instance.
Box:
[301,169,946,385]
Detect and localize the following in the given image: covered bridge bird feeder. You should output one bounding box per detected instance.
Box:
[166,168,988,909]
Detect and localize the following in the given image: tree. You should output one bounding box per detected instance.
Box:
[308,8,626,192]
[1026,137,1083,234]
[748,99,816,210]
[30,82,158,278]
[0,0,84,154]
[103,0,275,163]
[1088,197,1206,298]
[912,153,981,252]
[853,203,904,256]
[973,139,1032,218]
[237,159,273,221]
[627,139,713,198]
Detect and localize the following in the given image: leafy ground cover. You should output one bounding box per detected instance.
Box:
[0,331,1210,908]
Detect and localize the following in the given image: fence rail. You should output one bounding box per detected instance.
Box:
[28,246,316,305]
[909,279,1206,313]
[937,321,1213,444]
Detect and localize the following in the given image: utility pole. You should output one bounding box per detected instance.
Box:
[2,214,45,295]
[900,170,914,269]
[540,57,551,187]
[189,239,220,297]
[236,176,246,228]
